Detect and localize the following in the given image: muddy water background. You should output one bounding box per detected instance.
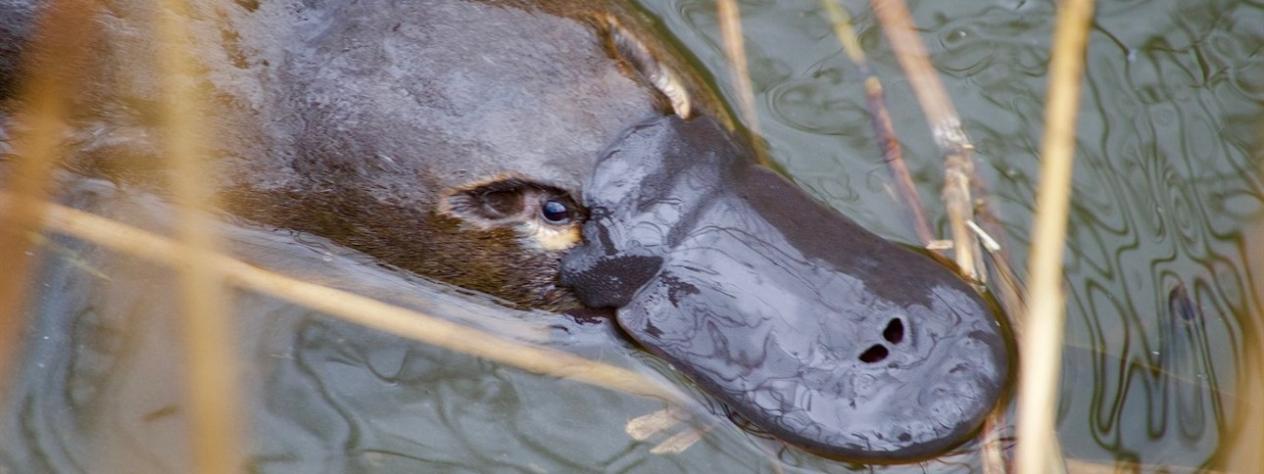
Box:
[3,0,1264,472]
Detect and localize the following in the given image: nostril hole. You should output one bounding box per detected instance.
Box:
[859,344,889,363]
[883,318,905,344]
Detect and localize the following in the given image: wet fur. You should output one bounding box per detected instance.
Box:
[0,0,726,310]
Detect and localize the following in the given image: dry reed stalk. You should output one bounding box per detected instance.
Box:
[869,0,982,281]
[715,0,770,166]
[1220,225,1264,474]
[626,407,688,441]
[978,416,1008,474]
[0,0,97,396]
[1221,355,1264,470]
[1221,138,1264,474]
[819,0,933,245]
[625,407,715,454]
[867,0,1030,350]
[1014,0,1095,471]
[986,245,1027,336]
[970,187,1028,339]
[1063,459,1216,474]
[649,424,712,454]
[862,4,1028,467]
[23,197,690,404]
[151,1,244,472]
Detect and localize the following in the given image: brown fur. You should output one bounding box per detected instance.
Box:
[1,0,733,311]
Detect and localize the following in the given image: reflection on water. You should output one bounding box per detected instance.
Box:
[3,0,1263,472]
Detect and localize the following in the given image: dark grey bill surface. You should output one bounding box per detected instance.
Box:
[561,115,1010,462]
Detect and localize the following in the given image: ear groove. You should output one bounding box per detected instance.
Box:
[602,16,693,119]
[440,178,531,228]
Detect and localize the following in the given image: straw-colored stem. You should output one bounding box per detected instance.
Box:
[864,79,934,245]
[24,197,689,404]
[943,158,980,279]
[1221,137,1264,474]
[986,243,1027,337]
[971,177,1027,329]
[649,424,712,454]
[1222,354,1264,470]
[820,0,933,245]
[1220,226,1264,474]
[626,407,689,441]
[869,0,982,280]
[1064,459,1218,474]
[716,0,770,166]
[151,1,244,472]
[1015,0,1095,471]
[868,0,963,144]
[0,0,96,395]
[979,415,1007,474]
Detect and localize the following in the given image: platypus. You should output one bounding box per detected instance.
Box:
[0,0,1009,462]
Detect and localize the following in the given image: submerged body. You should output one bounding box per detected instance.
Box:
[562,116,1009,461]
[1,0,1009,463]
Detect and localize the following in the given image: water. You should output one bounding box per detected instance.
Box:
[4,0,1263,472]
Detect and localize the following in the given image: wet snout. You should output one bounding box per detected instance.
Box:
[560,115,1011,462]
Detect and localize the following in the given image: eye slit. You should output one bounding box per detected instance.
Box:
[540,198,571,224]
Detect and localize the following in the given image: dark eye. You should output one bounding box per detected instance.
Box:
[541,199,571,224]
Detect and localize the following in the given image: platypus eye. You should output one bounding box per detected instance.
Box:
[540,199,571,224]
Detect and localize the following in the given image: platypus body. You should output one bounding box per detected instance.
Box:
[0,0,1009,462]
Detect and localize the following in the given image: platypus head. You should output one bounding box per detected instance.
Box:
[219,0,705,310]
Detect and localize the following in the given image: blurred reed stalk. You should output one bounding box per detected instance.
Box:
[715,0,770,166]
[869,0,982,282]
[1015,0,1095,472]
[1222,151,1264,471]
[0,0,96,399]
[1221,351,1264,470]
[20,196,691,404]
[1067,459,1220,474]
[977,419,1007,474]
[818,0,933,245]
[152,0,245,472]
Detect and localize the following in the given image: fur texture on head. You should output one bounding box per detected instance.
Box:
[0,0,717,311]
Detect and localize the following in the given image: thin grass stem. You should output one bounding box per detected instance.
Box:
[1014,0,1096,472]
[819,0,933,245]
[151,0,245,471]
[0,0,96,398]
[869,0,982,280]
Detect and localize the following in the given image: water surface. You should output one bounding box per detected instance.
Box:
[3,0,1263,472]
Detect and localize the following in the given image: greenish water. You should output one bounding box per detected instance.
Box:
[4,0,1263,472]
